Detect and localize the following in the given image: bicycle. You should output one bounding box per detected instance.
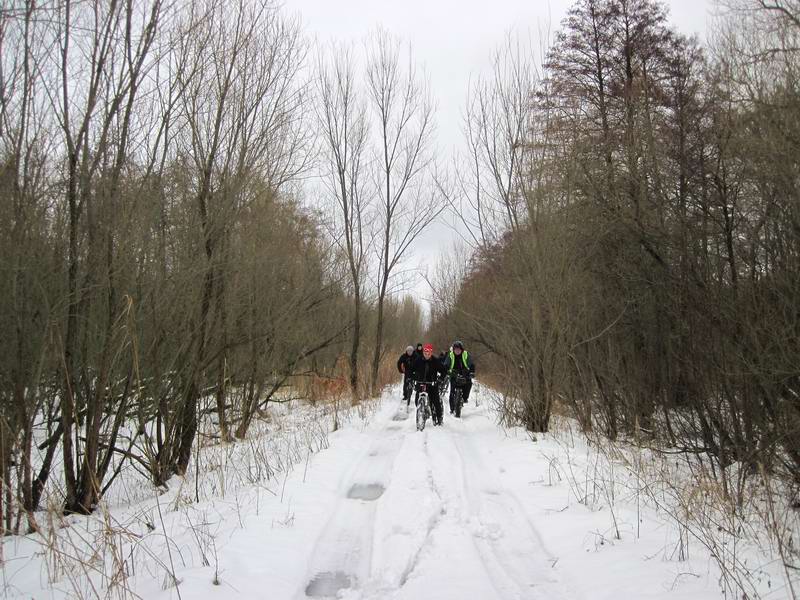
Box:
[451,373,468,418]
[415,382,431,431]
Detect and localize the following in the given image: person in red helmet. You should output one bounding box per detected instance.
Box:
[411,343,448,426]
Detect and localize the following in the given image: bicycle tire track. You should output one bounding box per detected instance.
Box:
[298,408,406,599]
[381,423,503,600]
[452,427,572,600]
[425,428,532,600]
[298,394,581,600]
[360,431,447,598]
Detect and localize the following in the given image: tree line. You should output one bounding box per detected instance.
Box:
[430,0,800,496]
[0,0,427,529]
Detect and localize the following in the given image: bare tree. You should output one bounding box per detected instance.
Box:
[0,0,361,526]
[315,44,371,395]
[365,28,441,394]
[163,0,310,474]
[459,34,542,245]
[0,0,63,532]
[53,0,165,515]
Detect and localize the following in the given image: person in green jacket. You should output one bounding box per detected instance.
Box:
[447,340,475,414]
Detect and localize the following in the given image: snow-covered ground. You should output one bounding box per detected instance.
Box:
[1,385,795,599]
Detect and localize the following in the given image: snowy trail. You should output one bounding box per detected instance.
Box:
[298,395,574,600]
[9,387,736,600]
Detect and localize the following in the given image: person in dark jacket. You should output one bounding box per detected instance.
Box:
[411,343,448,426]
[446,340,475,414]
[397,345,415,406]
[413,342,423,360]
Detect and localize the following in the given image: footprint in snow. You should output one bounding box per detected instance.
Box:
[305,571,353,597]
[470,517,504,541]
[347,483,385,501]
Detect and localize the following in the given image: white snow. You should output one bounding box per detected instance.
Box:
[1,385,795,599]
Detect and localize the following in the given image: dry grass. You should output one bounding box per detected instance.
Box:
[542,415,800,600]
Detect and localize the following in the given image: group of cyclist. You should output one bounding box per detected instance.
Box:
[396,341,475,426]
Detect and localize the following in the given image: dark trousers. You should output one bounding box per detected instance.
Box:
[449,379,473,411]
[402,375,413,403]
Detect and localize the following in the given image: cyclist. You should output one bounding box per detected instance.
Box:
[447,341,475,415]
[411,343,447,426]
[397,345,415,406]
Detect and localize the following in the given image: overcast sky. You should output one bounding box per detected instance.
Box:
[284,0,716,314]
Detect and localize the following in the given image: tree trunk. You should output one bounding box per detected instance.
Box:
[370,283,387,396]
[349,292,361,395]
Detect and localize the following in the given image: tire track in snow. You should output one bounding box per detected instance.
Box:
[425,428,531,600]
[346,404,502,600]
[357,402,546,600]
[379,417,505,600]
[444,416,576,600]
[382,433,448,590]
[300,396,579,600]
[299,404,408,598]
[352,416,452,599]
